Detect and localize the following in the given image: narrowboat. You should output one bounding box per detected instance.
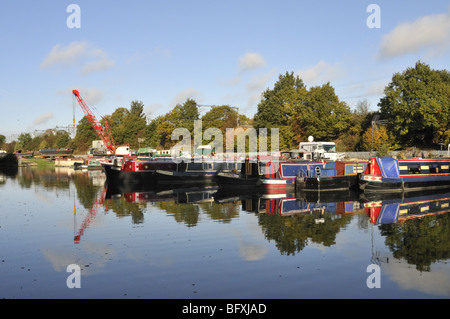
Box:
[363,190,450,224]
[295,161,367,191]
[155,161,241,184]
[102,157,177,185]
[39,148,73,158]
[359,157,450,193]
[214,156,325,193]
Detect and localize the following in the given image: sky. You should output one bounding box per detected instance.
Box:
[0,0,449,141]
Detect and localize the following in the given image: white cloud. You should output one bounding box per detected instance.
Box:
[238,52,266,73]
[171,88,202,106]
[296,60,345,86]
[81,54,115,75]
[246,68,277,107]
[378,11,450,59]
[41,41,115,74]
[33,112,54,126]
[40,42,87,69]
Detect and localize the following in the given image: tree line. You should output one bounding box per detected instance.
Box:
[1,61,448,155]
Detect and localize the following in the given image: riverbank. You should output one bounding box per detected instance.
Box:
[21,157,55,168]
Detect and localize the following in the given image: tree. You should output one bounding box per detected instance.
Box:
[379,61,450,147]
[109,107,129,146]
[201,105,239,133]
[294,82,352,142]
[123,100,147,148]
[54,131,71,148]
[149,99,199,149]
[0,134,5,148]
[335,99,375,151]
[361,125,392,155]
[73,116,98,152]
[14,133,33,152]
[254,72,307,150]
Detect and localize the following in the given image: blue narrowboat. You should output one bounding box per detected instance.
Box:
[359,157,450,193]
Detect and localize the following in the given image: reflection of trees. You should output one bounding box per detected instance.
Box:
[379,214,450,272]
[199,201,240,223]
[108,197,145,224]
[72,172,101,209]
[157,201,200,227]
[13,167,71,190]
[258,212,353,255]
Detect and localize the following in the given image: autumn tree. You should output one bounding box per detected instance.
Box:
[379,61,450,147]
[361,125,392,156]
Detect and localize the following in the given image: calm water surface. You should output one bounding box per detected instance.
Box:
[0,166,449,299]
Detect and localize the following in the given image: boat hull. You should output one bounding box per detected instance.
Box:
[155,169,217,184]
[360,175,450,193]
[103,160,177,185]
[296,175,360,191]
[214,171,287,193]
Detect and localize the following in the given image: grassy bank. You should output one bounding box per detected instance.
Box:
[22,158,55,168]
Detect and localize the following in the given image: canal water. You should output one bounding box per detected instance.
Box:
[0,165,449,300]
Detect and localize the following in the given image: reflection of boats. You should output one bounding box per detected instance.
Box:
[296,161,367,191]
[363,190,450,224]
[106,181,219,204]
[360,157,450,193]
[260,196,362,216]
[215,157,325,193]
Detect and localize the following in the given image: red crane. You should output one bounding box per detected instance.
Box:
[72,89,116,154]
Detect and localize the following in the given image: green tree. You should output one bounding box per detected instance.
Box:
[294,82,352,142]
[123,100,147,148]
[0,134,6,148]
[201,105,239,133]
[335,99,375,151]
[73,116,98,153]
[379,61,450,147]
[53,131,71,148]
[109,107,129,146]
[254,72,307,150]
[14,133,33,152]
[150,99,199,149]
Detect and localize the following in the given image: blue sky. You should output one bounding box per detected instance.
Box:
[1,0,449,140]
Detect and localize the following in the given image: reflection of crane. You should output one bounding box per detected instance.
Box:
[74,188,107,244]
[72,89,116,154]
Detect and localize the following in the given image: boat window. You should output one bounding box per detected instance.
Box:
[408,165,421,174]
[429,165,439,173]
[323,144,336,152]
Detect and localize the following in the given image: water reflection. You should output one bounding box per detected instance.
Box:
[363,190,450,272]
[1,166,449,293]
